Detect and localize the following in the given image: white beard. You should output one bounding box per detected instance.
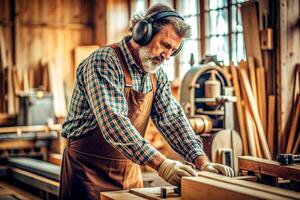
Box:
[138,46,165,74]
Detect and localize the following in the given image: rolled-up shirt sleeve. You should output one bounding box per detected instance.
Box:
[151,68,206,163]
[81,50,160,165]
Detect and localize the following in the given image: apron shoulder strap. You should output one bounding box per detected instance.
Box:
[150,74,157,97]
[108,43,132,86]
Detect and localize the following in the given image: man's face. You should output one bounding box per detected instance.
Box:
[138,24,182,73]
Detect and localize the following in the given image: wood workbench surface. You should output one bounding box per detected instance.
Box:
[100,186,180,200]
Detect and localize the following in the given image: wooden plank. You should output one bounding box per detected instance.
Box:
[0,26,7,69]
[252,119,263,158]
[0,181,41,200]
[230,62,249,155]
[181,176,291,200]
[256,67,267,133]
[238,156,300,182]
[10,167,59,196]
[8,157,60,181]
[239,68,271,159]
[286,94,300,153]
[101,190,148,200]
[240,59,262,158]
[198,171,300,200]
[292,131,300,154]
[267,95,275,158]
[0,140,35,149]
[241,1,263,67]
[238,66,256,157]
[247,57,258,105]
[129,187,179,200]
[0,124,61,134]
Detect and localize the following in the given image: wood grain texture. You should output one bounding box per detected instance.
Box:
[230,62,249,155]
[286,94,300,153]
[241,1,263,67]
[267,95,275,157]
[239,69,271,159]
[198,171,300,200]
[256,67,267,133]
[238,156,300,182]
[182,176,292,200]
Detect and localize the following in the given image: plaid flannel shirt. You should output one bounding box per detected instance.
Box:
[62,36,205,165]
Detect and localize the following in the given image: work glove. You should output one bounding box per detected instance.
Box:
[200,162,234,177]
[157,159,198,186]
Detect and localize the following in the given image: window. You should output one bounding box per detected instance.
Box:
[177,0,200,79]
[205,0,245,65]
[129,0,246,80]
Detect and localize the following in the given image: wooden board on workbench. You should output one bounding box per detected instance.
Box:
[129,187,180,200]
[101,190,148,200]
[238,156,300,182]
[101,187,180,200]
[198,171,300,200]
[181,176,292,200]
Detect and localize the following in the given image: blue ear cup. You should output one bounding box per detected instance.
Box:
[132,10,185,56]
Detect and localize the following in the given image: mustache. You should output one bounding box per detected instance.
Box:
[151,55,164,63]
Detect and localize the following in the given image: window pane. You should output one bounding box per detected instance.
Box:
[237,33,245,62]
[206,35,229,65]
[185,16,199,39]
[178,0,199,79]
[209,0,227,9]
[178,0,198,15]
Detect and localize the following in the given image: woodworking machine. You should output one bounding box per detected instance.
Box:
[180,64,242,172]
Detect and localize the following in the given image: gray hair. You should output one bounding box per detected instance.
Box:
[129,3,191,39]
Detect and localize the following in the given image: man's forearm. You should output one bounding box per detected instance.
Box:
[147,153,166,170]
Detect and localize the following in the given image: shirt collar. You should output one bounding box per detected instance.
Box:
[118,36,148,75]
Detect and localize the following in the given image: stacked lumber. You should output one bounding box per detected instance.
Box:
[225,1,281,159]
[227,60,271,160]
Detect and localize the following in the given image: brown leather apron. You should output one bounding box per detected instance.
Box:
[59,44,157,200]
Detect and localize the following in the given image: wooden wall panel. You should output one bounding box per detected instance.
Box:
[106,0,130,44]
[1,0,133,115]
[277,0,300,152]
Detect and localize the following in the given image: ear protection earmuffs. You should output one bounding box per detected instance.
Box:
[132,10,184,56]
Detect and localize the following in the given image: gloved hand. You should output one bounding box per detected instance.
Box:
[200,162,234,177]
[157,159,198,186]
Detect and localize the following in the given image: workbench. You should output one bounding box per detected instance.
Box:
[101,170,300,200]
[101,186,180,200]
[238,156,300,190]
